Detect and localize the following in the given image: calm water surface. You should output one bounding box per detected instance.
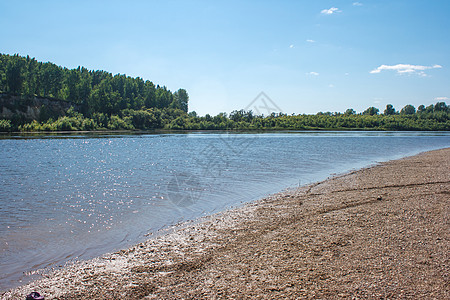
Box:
[0,131,449,290]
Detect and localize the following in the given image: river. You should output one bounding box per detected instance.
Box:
[0,131,449,290]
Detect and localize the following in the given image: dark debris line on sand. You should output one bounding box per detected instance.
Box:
[2,148,449,299]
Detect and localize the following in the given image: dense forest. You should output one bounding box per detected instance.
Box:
[0,53,449,132]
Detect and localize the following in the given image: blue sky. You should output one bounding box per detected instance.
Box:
[1,0,449,115]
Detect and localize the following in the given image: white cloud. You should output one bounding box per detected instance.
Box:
[321,7,340,15]
[328,84,335,88]
[289,44,294,48]
[353,2,363,6]
[306,39,316,43]
[370,64,442,76]
[307,71,319,76]
[435,96,449,101]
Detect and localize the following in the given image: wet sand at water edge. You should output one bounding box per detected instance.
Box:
[2,148,449,299]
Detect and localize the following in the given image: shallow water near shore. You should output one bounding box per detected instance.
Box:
[0,131,449,290]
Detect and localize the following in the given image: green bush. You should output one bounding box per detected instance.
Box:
[0,119,12,131]
[107,115,134,130]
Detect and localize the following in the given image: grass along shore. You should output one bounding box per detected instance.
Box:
[2,148,449,299]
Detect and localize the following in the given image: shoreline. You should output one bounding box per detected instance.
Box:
[2,130,450,136]
[2,148,449,299]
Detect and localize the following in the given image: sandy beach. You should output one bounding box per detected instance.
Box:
[2,148,449,299]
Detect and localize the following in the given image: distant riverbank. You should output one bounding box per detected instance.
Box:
[1,91,449,132]
[3,148,449,299]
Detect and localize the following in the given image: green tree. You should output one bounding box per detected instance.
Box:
[400,104,416,115]
[384,104,396,115]
[363,107,379,116]
[188,111,198,117]
[143,81,156,108]
[434,102,448,112]
[344,108,355,116]
[155,86,172,109]
[417,105,426,113]
[39,63,63,97]
[6,55,26,94]
[173,88,189,112]
[24,56,39,96]
[66,69,81,102]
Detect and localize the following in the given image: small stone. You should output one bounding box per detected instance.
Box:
[377,196,383,200]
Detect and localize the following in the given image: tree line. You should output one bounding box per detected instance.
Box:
[0,53,449,132]
[154,102,449,131]
[0,53,188,115]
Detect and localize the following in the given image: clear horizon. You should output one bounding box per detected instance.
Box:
[1,0,449,116]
